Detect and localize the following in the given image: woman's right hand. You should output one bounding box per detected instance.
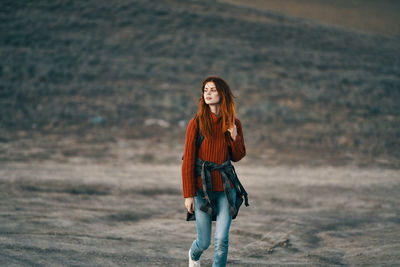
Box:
[185,197,195,214]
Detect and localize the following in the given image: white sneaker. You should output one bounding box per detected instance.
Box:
[188,249,201,267]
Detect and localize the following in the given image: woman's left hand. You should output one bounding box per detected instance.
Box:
[227,124,237,141]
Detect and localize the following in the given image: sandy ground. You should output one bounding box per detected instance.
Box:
[0,161,399,266]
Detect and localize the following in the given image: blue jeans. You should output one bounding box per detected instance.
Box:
[189,188,236,267]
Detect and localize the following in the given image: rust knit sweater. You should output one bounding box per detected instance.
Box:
[181,112,246,198]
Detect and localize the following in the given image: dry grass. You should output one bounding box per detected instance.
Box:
[1,0,399,167]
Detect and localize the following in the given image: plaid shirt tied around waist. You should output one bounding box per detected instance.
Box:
[189,157,249,221]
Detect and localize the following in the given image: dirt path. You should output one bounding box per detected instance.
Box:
[0,162,399,266]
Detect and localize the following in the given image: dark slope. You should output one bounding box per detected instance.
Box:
[1,0,399,166]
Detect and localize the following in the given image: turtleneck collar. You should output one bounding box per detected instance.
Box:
[211,111,221,122]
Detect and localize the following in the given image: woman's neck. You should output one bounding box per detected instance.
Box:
[209,104,220,116]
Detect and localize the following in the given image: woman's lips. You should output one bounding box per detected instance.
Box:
[206,97,212,100]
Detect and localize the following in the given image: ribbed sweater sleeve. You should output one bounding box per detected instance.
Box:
[229,119,246,162]
[181,118,198,198]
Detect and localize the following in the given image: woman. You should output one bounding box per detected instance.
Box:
[182,76,246,267]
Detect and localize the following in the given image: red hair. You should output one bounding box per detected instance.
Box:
[196,76,237,145]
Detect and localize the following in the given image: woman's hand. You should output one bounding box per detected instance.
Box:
[185,197,195,214]
[227,124,237,141]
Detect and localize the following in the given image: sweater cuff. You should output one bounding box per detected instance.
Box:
[230,134,241,146]
[183,190,196,198]
[183,184,196,198]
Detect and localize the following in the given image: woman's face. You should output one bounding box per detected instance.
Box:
[203,81,220,105]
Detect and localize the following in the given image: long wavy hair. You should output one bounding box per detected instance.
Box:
[196,76,237,146]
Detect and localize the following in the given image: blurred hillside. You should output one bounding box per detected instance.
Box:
[223,0,400,37]
[1,0,399,167]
